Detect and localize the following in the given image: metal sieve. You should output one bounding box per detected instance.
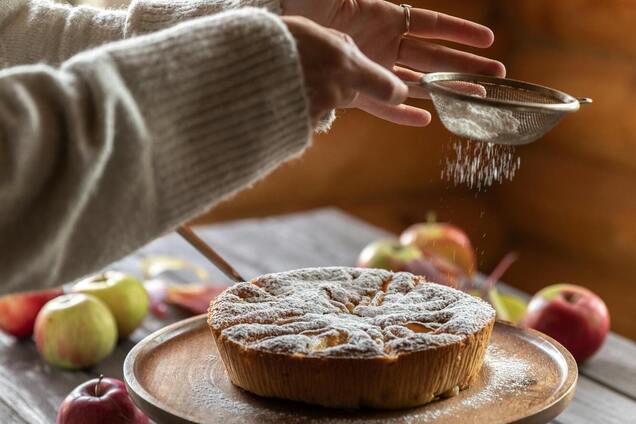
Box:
[411,72,592,146]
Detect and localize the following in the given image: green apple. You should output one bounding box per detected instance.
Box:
[34,294,117,369]
[73,272,149,338]
[357,239,422,271]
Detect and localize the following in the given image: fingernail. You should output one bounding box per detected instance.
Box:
[495,61,507,78]
[484,28,495,48]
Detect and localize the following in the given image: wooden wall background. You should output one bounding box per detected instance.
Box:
[493,0,636,340]
[69,0,636,340]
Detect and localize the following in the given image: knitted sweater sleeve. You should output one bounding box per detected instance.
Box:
[0,0,281,67]
[0,8,311,294]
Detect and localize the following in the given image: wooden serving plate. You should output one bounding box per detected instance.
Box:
[124,316,577,424]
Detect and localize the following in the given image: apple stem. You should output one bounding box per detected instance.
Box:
[95,374,104,397]
[563,292,581,304]
[426,211,437,224]
[482,251,519,293]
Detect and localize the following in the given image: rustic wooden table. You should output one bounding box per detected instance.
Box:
[1,209,634,423]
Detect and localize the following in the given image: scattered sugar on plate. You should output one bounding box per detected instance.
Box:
[405,344,537,422]
[190,343,537,424]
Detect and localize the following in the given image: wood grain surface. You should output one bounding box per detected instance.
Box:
[124,317,576,424]
[0,209,634,423]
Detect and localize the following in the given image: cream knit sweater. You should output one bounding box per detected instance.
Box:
[0,0,319,294]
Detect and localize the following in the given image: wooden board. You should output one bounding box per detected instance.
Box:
[124,316,577,424]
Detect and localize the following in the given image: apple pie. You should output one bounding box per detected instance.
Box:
[208,267,495,409]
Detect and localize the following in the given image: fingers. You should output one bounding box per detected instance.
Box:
[354,95,432,127]
[351,52,408,105]
[283,16,412,126]
[404,7,495,48]
[393,67,430,99]
[394,67,489,99]
[398,39,506,77]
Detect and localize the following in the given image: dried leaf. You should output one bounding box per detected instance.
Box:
[143,279,169,318]
[141,256,208,281]
[166,284,226,315]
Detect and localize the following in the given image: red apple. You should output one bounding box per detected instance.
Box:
[57,375,149,424]
[402,251,463,289]
[0,288,64,338]
[523,284,610,363]
[357,239,422,272]
[400,223,476,276]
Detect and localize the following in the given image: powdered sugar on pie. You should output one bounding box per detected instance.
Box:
[209,267,495,358]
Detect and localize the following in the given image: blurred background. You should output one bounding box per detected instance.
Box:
[67,0,635,340]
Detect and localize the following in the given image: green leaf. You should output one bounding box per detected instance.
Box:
[488,288,527,324]
[500,294,527,325]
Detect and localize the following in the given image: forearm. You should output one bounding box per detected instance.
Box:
[0,8,310,294]
[127,0,282,36]
[0,0,282,68]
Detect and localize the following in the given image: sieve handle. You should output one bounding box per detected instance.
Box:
[405,81,593,107]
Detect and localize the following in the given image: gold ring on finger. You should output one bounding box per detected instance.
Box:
[400,4,412,37]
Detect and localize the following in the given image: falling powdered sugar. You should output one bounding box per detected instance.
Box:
[442,139,522,190]
[436,98,522,190]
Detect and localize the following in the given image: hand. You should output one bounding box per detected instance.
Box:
[281,0,506,126]
[281,16,408,128]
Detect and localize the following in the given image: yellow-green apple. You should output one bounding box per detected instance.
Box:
[357,239,461,288]
[34,294,117,369]
[357,239,422,271]
[0,288,64,338]
[57,375,149,424]
[523,284,610,363]
[73,272,149,338]
[400,223,476,276]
